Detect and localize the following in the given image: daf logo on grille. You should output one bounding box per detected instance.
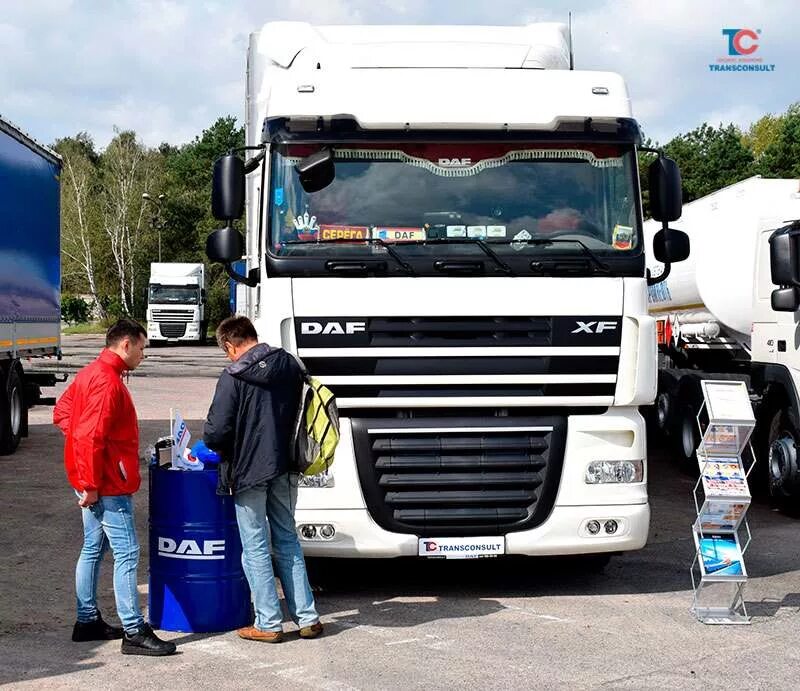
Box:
[300,321,366,335]
[571,320,618,334]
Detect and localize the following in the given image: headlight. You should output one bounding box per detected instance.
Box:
[584,460,643,484]
[298,470,335,488]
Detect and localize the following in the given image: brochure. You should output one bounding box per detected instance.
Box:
[694,532,746,578]
[696,501,748,532]
[699,459,750,498]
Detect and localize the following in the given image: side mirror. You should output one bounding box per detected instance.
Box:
[206,227,244,264]
[649,156,682,222]
[769,226,800,286]
[295,149,335,193]
[212,154,245,221]
[772,287,800,312]
[653,228,690,264]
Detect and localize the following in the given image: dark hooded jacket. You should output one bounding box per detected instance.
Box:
[204,343,303,495]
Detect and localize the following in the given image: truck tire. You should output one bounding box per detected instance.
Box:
[0,362,26,455]
[670,378,703,472]
[766,409,800,509]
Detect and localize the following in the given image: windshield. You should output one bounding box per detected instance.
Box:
[268,142,642,275]
[148,285,200,304]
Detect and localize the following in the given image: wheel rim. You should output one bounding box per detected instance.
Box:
[769,432,797,489]
[9,385,21,437]
[656,393,671,429]
[681,412,696,459]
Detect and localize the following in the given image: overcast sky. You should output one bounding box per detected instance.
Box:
[1,0,796,150]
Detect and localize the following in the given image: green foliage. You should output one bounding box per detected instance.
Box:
[60,295,92,324]
[663,123,755,203]
[756,104,800,178]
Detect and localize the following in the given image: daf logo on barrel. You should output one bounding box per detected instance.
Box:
[300,321,366,335]
[157,537,226,560]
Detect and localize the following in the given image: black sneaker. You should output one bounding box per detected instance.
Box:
[72,612,124,642]
[121,624,177,656]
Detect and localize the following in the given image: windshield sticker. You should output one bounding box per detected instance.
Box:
[467,225,487,239]
[274,188,284,206]
[446,225,467,238]
[511,229,532,251]
[373,227,426,242]
[293,211,319,237]
[302,148,625,177]
[320,225,370,241]
[487,225,507,238]
[612,224,633,250]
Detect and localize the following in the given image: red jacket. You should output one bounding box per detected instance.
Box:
[54,349,141,495]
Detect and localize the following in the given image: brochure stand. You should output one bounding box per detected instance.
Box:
[690,380,756,625]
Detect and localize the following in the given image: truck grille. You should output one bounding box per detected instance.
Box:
[152,309,194,323]
[351,416,566,536]
[159,323,187,338]
[296,315,621,406]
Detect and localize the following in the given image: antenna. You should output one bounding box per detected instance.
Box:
[568,12,574,70]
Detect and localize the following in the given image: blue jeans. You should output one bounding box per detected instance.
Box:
[75,493,145,634]
[234,474,319,632]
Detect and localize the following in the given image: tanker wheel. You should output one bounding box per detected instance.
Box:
[766,410,800,511]
[0,363,26,455]
[672,399,700,473]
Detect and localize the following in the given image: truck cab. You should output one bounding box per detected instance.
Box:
[206,22,687,560]
[146,262,207,345]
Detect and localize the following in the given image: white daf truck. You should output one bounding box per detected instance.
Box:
[205,22,689,560]
[146,262,207,345]
[645,177,800,507]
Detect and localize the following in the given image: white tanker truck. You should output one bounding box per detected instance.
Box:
[645,176,800,506]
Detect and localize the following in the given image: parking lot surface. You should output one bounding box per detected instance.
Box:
[1,336,798,689]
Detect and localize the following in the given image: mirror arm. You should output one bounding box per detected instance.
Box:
[647,261,671,286]
[224,263,260,287]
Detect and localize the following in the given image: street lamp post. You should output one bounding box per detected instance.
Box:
[142,192,166,262]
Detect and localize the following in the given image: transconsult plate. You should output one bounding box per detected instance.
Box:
[418,536,505,559]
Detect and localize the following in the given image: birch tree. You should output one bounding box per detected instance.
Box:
[100,130,164,314]
[54,134,107,315]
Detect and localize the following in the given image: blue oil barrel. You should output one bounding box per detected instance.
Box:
[148,464,250,632]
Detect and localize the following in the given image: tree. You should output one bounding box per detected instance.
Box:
[757,104,800,179]
[742,112,785,160]
[99,129,166,315]
[54,133,107,316]
[663,123,755,203]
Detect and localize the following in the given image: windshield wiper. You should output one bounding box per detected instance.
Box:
[521,238,611,275]
[282,238,416,275]
[422,238,515,276]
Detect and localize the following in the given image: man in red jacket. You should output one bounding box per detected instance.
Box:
[54,318,176,656]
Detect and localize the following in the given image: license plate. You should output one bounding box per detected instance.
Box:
[418,536,505,559]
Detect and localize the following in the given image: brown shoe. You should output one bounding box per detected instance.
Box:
[299,622,323,639]
[237,626,283,643]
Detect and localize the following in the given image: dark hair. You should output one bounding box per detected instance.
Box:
[106,318,147,347]
[216,316,258,349]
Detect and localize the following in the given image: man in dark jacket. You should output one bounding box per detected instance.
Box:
[204,316,322,643]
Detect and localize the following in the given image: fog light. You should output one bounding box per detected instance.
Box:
[604,520,618,535]
[585,460,643,484]
[319,524,335,539]
[587,520,601,535]
[299,525,317,540]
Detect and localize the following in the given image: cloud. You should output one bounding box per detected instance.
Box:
[0,0,797,151]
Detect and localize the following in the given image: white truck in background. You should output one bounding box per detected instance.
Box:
[205,22,690,562]
[645,177,800,507]
[146,262,207,345]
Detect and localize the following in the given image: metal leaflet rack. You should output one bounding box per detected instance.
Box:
[689,380,757,625]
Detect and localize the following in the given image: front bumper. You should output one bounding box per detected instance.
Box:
[296,502,649,557]
[296,407,650,558]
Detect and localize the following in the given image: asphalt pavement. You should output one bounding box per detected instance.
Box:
[1,335,798,690]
